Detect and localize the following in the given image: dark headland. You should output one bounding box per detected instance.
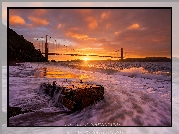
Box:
[8,27,47,65]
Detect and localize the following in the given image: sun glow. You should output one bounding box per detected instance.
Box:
[84,58,89,61]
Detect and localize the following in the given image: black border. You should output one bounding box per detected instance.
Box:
[7,7,172,127]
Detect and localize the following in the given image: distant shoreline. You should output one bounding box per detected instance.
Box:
[8,57,177,66]
[8,59,172,66]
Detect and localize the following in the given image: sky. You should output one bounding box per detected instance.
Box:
[8,8,171,60]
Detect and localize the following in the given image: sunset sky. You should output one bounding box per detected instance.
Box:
[9,8,171,60]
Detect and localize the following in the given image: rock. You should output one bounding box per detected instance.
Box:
[9,106,33,118]
[40,82,104,111]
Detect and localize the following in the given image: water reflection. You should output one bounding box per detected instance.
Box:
[35,66,89,80]
[44,67,46,77]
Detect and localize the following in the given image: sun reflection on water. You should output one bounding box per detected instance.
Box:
[35,67,90,80]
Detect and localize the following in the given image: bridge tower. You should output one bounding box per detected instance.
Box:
[45,35,48,60]
[121,48,123,61]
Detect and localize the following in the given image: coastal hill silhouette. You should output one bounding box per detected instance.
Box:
[9,27,47,64]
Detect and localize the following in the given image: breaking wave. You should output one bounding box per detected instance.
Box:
[119,67,171,81]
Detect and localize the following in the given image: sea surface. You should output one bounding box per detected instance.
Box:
[2,62,179,134]
[5,61,172,127]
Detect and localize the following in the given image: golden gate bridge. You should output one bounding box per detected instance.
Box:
[35,35,124,61]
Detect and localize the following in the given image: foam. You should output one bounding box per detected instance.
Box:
[7,62,171,126]
[119,67,171,80]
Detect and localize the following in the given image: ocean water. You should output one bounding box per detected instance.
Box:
[5,61,172,127]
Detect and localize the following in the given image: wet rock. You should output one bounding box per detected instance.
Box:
[9,106,33,118]
[40,82,104,111]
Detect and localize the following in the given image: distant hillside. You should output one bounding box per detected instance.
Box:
[9,27,47,63]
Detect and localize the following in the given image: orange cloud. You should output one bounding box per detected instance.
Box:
[152,39,160,42]
[128,24,139,30]
[152,36,169,43]
[66,32,96,41]
[76,9,92,16]
[70,27,78,31]
[106,23,111,29]
[9,15,25,25]
[101,12,110,19]
[86,17,98,29]
[66,32,88,39]
[114,31,120,35]
[34,9,47,16]
[57,24,62,28]
[88,21,97,29]
[28,16,49,26]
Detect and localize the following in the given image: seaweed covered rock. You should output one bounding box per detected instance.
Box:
[40,81,104,111]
